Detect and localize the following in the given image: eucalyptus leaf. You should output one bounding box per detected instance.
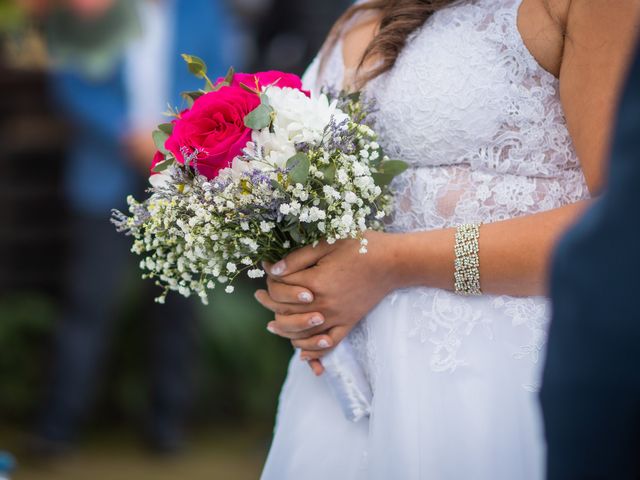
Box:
[347,91,361,104]
[152,158,174,173]
[158,123,174,135]
[372,172,395,187]
[181,53,207,78]
[181,90,205,104]
[260,93,271,106]
[270,180,285,192]
[377,160,409,176]
[289,227,303,244]
[223,66,235,84]
[286,153,310,184]
[152,130,170,154]
[239,82,259,95]
[244,104,273,130]
[320,164,336,183]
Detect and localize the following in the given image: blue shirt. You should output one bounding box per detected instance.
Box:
[50,0,241,215]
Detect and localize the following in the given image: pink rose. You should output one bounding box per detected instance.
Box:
[219,71,310,97]
[165,86,260,180]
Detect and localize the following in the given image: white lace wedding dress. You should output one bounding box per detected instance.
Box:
[261,0,589,478]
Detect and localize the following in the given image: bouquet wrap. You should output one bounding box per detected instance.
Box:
[322,336,372,422]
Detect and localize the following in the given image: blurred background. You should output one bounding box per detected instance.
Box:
[0,0,350,478]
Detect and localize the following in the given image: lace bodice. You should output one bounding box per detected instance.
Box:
[300,0,592,378]
[303,0,590,232]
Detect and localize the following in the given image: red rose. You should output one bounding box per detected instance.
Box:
[150,150,165,175]
[165,85,260,180]
[219,70,310,97]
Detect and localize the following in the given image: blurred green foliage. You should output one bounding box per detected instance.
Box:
[0,292,54,419]
[0,0,27,33]
[0,281,292,428]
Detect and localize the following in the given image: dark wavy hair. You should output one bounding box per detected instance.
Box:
[321,0,458,87]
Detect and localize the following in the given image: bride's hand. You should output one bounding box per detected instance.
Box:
[254,231,398,363]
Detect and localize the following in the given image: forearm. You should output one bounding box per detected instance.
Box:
[385,200,591,297]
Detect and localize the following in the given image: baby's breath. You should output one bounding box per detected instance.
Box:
[111,88,405,303]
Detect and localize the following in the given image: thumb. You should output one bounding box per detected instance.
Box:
[266,241,332,277]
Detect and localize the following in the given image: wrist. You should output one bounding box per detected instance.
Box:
[375,229,457,292]
[372,231,413,292]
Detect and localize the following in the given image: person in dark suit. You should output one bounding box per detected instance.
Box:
[30,0,238,455]
[541,42,640,479]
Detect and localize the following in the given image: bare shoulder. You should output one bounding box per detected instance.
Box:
[559,0,640,191]
[564,0,640,37]
[560,0,640,95]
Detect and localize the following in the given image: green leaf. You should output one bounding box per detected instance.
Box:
[320,164,336,183]
[181,54,207,78]
[152,157,174,173]
[378,160,409,176]
[240,179,252,195]
[371,172,394,187]
[372,160,409,186]
[346,91,361,104]
[158,123,174,135]
[239,82,259,95]
[181,90,205,105]
[244,104,273,130]
[260,93,271,106]
[223,66,235,85]
[270,179,285,192]
[286,153,310,184]
[152,130,170,154]
[289,228,303,245]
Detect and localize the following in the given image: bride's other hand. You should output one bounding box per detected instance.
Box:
[254,231,399,361]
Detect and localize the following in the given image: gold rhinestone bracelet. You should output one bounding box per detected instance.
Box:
[454,223,482,296]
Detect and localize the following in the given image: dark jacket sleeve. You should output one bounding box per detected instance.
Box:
[541,45,640,480]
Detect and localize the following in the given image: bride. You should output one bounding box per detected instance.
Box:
[255,0,640,478]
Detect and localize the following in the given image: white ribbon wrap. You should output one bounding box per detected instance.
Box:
[321,336,372,422]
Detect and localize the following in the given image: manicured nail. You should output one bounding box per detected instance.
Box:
[318,339,331,349]
[271,260,286,276]
[301,355,310,362]
[298,291,313,303]
[266,323,277,334]
[309,316,324,327]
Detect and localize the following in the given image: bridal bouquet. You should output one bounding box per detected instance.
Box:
[112,55,407,421]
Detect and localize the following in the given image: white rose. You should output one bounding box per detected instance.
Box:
[149,171,171,189]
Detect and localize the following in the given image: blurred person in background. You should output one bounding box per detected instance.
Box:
[21,0,239,457]
[242,0,352,74]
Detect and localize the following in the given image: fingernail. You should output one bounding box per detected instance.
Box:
[266,323,277,334]
[271,260,286,276]
[309,316,324,327]
[301,355,310,362]
[298,291,313,303]
[318,339,331,349]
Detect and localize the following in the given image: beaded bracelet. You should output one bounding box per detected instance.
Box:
[454,223,482,296]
